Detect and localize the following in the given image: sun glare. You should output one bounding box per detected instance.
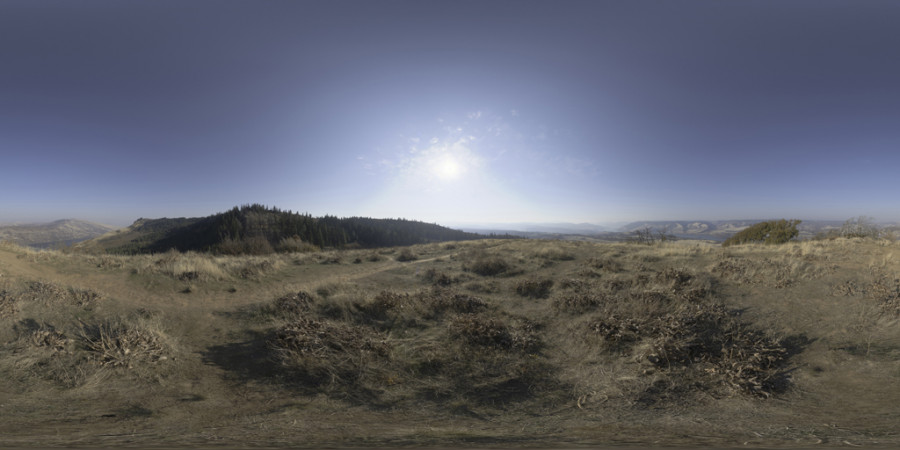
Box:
[433,155,462,180]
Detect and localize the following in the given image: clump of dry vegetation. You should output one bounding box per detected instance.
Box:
[20,281,104,307]
[396,248,418,261]
[464,252,513,276]
[79,317,172,368]
[0,290,18,318]
[261,285,559,406]
[262,291,315,319]
[711,256,825,288]
[552,293,604,314]
[589,302,790,398]
[270,318,391,392]
[515,277,554,298]
[422,267,457,286]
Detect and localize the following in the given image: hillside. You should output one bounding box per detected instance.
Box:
[621,220,846,241]
[0,219,116,249]
[1,238,898,447]
[80,204,486,254]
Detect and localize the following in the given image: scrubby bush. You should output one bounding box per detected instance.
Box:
[79,317,172,368]
[422,268,455,286]
[465,255,511,276]
[722,219,801,247]
[588,302,793,398]
[276,236,319,253]
[269,318,390,389]
[396,248,418,262]
[840,216,882,239]
[515,278,554,298]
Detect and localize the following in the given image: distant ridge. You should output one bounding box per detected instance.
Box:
[0,219,116,249]
[458,219,850,242]
[620,219,846,241]
[81,204,491,254]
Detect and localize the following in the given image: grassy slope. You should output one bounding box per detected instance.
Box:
[0,239,899,447]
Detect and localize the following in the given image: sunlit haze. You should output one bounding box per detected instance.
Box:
[3,1,900,227]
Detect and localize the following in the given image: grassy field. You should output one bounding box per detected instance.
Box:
[1,238,899,447]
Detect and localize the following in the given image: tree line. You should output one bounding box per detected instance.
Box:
[108,204,491,254]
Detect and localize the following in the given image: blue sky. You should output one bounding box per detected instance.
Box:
[3,0,900,227]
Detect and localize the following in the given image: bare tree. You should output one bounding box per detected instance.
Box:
[841,216,880,239]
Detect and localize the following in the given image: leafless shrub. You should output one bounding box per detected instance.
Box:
[866,271,900,316]
[448,314,540,353]
[28,323,71,353]
[79,318,171,368]
[587,303,793,398]
[269,318,390,388]
[263,291,315,319]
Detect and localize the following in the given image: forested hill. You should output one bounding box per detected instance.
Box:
[99,204,489,254]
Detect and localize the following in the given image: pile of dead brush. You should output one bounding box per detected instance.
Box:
[589,301,790,398]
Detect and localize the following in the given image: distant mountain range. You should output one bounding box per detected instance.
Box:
[0,219,116,249]
[461,219,852,242]
[619,220,849,241]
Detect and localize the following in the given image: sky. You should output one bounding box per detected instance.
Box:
[3,0,900,227]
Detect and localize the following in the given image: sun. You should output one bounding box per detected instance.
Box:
[432,154,462,181]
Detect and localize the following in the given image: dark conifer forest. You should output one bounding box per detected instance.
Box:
[107,204,495,254]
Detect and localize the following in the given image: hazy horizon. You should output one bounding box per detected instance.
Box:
[4,1,900,226]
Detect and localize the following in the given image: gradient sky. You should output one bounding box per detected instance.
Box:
[3,0,900,227]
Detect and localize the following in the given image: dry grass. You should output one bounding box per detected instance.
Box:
[2,238,900,447]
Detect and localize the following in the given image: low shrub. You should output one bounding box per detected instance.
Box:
[722,219,801,247]
[264,291,315,319]
[588,302,794,398]
[269,318,390,389]
[396,248,418,262]
[422,268,455,286]
[79,318,171,368]
[515,278,554,298]
[465,256,511,276]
